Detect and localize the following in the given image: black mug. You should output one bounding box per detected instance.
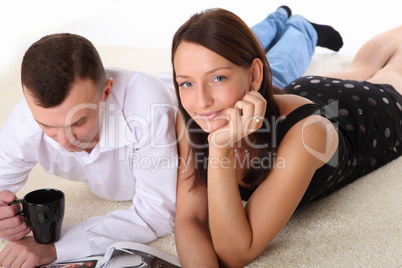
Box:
[8,188,65,244]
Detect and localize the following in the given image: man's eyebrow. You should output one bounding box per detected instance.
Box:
[35,120,54,128]
[35,116,88,128]
[69,117,88,126]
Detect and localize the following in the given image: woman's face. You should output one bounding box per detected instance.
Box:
[174,41,252,133]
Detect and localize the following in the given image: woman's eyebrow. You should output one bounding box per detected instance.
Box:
[176,66,232,79]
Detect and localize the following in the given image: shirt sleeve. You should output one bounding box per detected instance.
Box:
[0,99,38,193]
[55,78,178,261]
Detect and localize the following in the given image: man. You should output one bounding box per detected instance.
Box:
[0,33,178,267]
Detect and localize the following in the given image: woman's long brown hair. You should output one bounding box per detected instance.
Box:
[172,8,282,190]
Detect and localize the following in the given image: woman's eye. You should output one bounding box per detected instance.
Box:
[179,82,192,88]
[213,76,226,82]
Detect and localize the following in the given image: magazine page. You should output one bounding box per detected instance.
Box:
[39,256,104,268]
[98,241,182,268]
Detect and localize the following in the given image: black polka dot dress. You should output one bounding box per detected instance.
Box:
[282,76,402,206]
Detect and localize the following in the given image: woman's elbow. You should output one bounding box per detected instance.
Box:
[217,253,254,268]
[214,243,257,267]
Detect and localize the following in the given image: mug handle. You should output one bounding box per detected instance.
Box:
[8,199,25,216]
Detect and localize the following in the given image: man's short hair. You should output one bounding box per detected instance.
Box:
[21,33,106,108]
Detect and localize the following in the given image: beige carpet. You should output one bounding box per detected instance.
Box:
[0,47,401,268]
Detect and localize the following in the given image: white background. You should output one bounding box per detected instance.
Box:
[0,0,400,73]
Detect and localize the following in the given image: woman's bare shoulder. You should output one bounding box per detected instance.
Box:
[273,94,313,117]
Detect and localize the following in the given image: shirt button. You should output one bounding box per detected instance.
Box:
[94,181,101,186]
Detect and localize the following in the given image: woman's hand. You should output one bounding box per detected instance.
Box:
[208,90,267,149]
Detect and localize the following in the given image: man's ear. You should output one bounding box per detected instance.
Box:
[250,58,264,91]
[103,78,114,102]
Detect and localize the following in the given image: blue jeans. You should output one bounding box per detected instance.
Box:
[252,10,317,89]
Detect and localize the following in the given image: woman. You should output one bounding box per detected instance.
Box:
[172,8,402,267]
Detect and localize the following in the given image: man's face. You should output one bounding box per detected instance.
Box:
[24,78,111,153]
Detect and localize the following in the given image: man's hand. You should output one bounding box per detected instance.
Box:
[0,236,57,268]
[0,190,31,241]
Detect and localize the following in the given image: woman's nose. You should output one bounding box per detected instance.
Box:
[197,86,213,108]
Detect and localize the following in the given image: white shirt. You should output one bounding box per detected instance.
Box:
[0,68,178,261]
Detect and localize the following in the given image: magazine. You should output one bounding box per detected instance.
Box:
[39,241,182,268]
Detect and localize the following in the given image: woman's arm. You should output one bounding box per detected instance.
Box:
[207,114,338,267]
[175,114,219,268]
[175,181,218,267]
[207,146,249,267]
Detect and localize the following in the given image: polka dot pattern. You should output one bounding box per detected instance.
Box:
[367,98,377,106]
[282,76,402,206]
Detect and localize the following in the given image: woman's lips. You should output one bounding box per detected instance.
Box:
[198,110,223,121]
